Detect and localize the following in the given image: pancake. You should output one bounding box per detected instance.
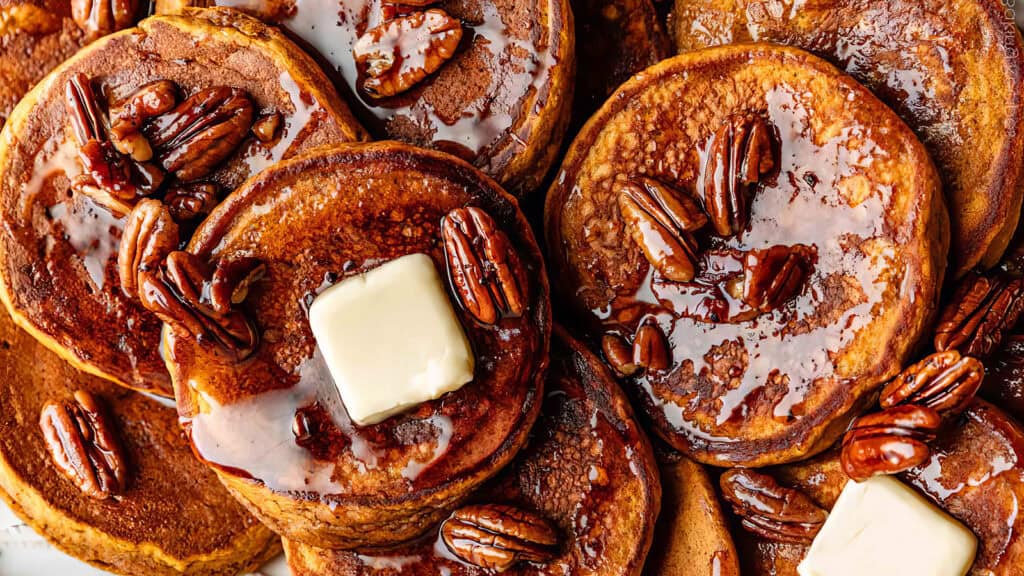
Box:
[669,0,1024,278]
[544,44,949,467]
[160,142,550,549]
[155,0,575,195]
[282,326,660,576]
[0,8,367,396]
[0,306,279,575]
[739,400,1024,575]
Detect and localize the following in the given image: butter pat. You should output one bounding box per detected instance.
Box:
[798,476,976,576]
[308,253,474,426]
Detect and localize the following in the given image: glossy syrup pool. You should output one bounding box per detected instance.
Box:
[208,0,557,166]
[602,84,899,440]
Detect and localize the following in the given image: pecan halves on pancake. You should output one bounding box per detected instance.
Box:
[702,113,776,237]
[163,182,220,224]
[880,350,984,417]
[40,390,129,500]
[71,0,138,37]
[601,321,672,377]
[109,80,178,162]
[118,199,180,299]
[617,177,706,282]
[353,8,463,98]
[719,469,828,544]
[142,86,255,182]
[741,245,812,312]
[442,206,527,325]
[840,405,941,482]
[441,504,560,571]
[934,272,1024,359]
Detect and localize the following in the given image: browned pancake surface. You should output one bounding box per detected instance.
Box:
[283,326,660,575]
[0,9,366,396]
[545,44,948,466]
[0,306,279,575]
[166,142,550,548]
[670,0,1024,277]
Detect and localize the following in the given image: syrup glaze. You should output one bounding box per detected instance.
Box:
[184,0,571,192]
[0,11,364,395]
[282,328,660,576]
[166,143,550,547]
[545,45,947,466]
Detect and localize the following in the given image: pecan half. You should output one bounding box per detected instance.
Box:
[39,391,128,500]
[602,322,671,376]
[702,113,775,237]
[353,8,463,98]
[142,87,255,182]
[442,206,527,325]
[441,504,560,571]
[618,178,705,282]
[934,273,1024,360]
[71,0,138,37]
[109,80,178,162]
[164,182,220,224]
[841,405,941,482]
[719,469,827,544]
[879,350,983,417]
[741,245,811,312]
[118,199,180,300]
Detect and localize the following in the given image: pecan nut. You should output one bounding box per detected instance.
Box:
[65,73,163,205]
[353,8,463,98]
[602,322,671,376]
[741,245,811,312]
[251,112,282,143]
[164,182,220,224]
[142,86,255,182]
[719,469,827,544]
[841,405,941,482]
[934,272,1024,360]
[702,113,775,237]
[879,350,983,417]
[441,504,560,571]
[71,0,138,37]
[617,177,705,282]
[109,80,178,162]
[118,199,180,300]
[39,391,129,499]
[442,206,527,325]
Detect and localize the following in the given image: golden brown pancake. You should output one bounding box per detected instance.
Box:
[0,1,87,128]
[545,44,949,467]
[282,326,660,575]
[669,0,1024,278]
[738,400,1024,575]
[156,0,575,195]
[162,142,550,549]
[0,306,279,575]
[0,8,367,396]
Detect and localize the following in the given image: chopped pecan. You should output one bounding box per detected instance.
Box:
[702,113,775,237]
[880,350,983,417]
[442,206,527,325]
[719,469,827,544]
[841,405,941,482]
[292,406,319,448]
[109,80,178,162]
[618,178,705,282]
[441,504,560,571]
[251,112,282,143]
[602,332,638,376]
[741,245,811,312]
[39,391,129,500]
[353,8,463,98]
[142,87,255,181]
[118,199,180,299]
[164,182,220,223]
[934,273,1024,360]
[71,0,138,37]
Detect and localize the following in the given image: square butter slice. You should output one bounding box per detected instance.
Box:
[799,475,976,576]
[308,253,474,426]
